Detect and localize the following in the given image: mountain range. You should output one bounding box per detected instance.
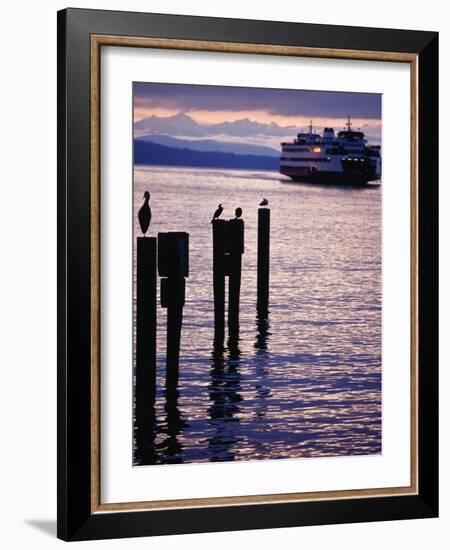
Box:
[134,112,382,147]
[134,112,296,138]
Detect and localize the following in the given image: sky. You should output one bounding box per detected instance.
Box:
[133,82,382,149]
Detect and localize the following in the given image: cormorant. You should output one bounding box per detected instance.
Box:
[234,207,243,219]
[259,197,269,206]
[211,204,223,223]
[138,191,152,235]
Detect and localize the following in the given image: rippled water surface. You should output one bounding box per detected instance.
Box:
[133,166,381,465]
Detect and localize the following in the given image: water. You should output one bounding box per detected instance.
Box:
[133,166,381,465]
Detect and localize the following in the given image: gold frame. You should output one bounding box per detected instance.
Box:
[90,35,418,514]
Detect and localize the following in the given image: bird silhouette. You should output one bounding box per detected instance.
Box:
[138,191,152,235]
[259,197,269,206]
[211,203,223,223]
[234,207,243,219]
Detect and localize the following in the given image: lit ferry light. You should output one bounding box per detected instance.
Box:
[313,147,321,153]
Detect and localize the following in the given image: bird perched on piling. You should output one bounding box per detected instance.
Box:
[234,207,243,219]
[138,191,152,235]
[211,204,224,223]
[259,197,269,207]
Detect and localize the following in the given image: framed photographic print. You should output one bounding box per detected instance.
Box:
[57,8,438,541]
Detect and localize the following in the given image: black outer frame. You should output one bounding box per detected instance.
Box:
[57,8,438,541]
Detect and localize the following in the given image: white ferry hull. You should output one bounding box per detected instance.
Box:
[280,161,380,185]
[280,172,378,185]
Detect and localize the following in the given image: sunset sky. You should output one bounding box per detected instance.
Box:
[133,82,382,150]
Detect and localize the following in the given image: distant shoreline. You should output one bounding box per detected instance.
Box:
[134,139,279,172]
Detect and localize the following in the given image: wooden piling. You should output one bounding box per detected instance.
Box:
[158,232,189,391]
[226,219,244,340]
[212,220,226,343]
[162,277,185,389]
[257,208,270,316]
[228,253,242,341]
[135,236,157,451]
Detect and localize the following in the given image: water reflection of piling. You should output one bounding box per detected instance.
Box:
[255,313,271,353]
[254,314,271,419]
[134,395,158,465]
[135,236,157,458]
[257,207,270,317]
[162,389,185,463]
[207,340,243,462]
[158,232,189,391]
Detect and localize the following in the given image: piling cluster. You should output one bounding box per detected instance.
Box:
[134,231,188,457]
[212,218,245,342]
[134,199,270,458]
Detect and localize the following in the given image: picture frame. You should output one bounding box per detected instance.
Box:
[57,7,438,541]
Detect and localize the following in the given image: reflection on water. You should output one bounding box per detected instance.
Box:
[255,313,270,354]
[133,166,382,465]
[207,339,243,462]
[159,389,185,463]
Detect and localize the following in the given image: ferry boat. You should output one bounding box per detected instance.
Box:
[279,117,381,185]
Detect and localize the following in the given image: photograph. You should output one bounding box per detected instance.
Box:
[53,5,439,542]
[132,82,383,466]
